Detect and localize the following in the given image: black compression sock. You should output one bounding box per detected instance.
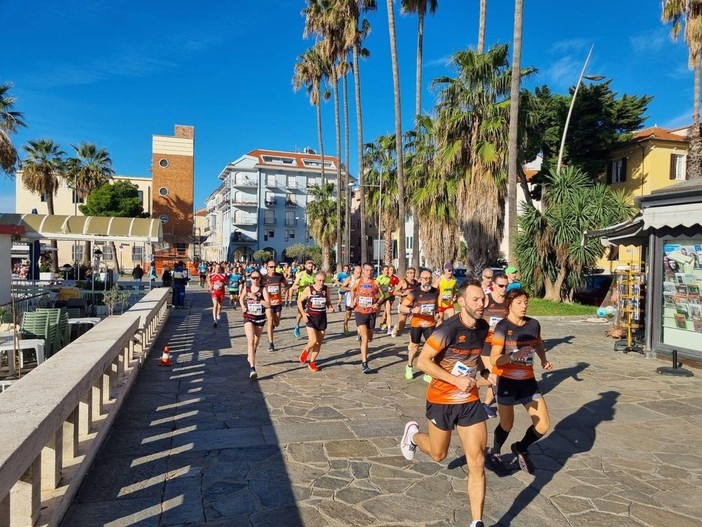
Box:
[517,425,544,451]
[493,424,509,452]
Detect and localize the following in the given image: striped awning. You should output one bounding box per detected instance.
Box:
[0,214,162,243]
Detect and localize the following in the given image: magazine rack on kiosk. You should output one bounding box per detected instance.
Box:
[612,264,644,354]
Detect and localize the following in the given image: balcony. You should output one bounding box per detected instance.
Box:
[232,198,258,207]
[231,231,256,244]
[264,198,277,207]
[233,215,257,225]
[232,177,258,187]
[285,199,296,208]
[286,180,298,189]
[217,198,230,210]
[265,177,278,188]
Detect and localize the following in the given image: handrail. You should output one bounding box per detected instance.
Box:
[0,287,171,526]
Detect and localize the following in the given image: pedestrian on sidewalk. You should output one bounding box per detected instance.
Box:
[172,261,189,308]
[351,262,381,374]
[400,279,491,527]
[240,271,271,379]
[487,288,553,475]
[297,270,334,371]
[207,264,227,328]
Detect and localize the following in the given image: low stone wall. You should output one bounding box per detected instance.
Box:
[0,287,171,527]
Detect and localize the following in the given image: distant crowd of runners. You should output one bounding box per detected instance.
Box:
[188,258,553,527]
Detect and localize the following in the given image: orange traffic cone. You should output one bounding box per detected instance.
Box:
[159,345,173,367]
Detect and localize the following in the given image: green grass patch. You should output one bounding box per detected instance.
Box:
[526,298,596,316]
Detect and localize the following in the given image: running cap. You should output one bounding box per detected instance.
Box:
[443,263,454,270]
[505,266,518,274]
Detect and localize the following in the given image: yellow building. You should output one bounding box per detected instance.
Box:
[598,126,689,272]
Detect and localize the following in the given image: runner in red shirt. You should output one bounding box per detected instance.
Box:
[351,262,381,374]
[207,264,228,329]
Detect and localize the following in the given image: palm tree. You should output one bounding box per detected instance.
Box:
[507,0,524,265]
[21,139,66,272]
[0,82,27,176]
[477,0,487,53]
[364,134,399,265]
[401,0,438,268]
[66,142,115,267]
[516,166,636,301]
[386,0,407,274]
[306,182,338,271]
[433,45,531,270]
[662,0,702,180]
[406,115,461,267]
[293,44,330,183]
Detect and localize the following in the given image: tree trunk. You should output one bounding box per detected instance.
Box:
[412,10,424,269]
[46,195,59,273]
[518,166,533,207]
[689,60,702,180]
[317,87,326,185]
[322,243,331,272]
[333,67,343,273]
[507,0,523,267]
[343,71,351,264]
[386,0,406,275]
[543,266,567,302]
[111,240,120,274]
[478,0,487,54]
[353,47,367,264]
[82,240,92,267]
[383,214,393,266]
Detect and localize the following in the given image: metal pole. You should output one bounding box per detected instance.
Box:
[556,44,594,174]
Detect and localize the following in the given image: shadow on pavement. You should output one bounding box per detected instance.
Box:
[492,390,619,526]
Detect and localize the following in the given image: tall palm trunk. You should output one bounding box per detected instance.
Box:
[507,0,523,265]
[46,195,59,272]
[477,0,487,53]
[383,212,393,265]
[343,71,351,264]
[332,66,343,272]
[412,9,425,269]
[353,47,368,264]
[689,60,702,180]
[386,0,406,274]
[317,86,326,185]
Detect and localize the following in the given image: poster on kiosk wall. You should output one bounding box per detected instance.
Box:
[662,242,702,349]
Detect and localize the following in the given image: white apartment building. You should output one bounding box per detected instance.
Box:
[205,148,346,263]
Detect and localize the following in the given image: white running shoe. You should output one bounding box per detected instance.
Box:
[400,421,419,460]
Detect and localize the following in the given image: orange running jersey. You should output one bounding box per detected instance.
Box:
[261,272,285,306]
[491,317,542,380]
[353,278,379,314]
[424,316,489,404]
[405,287,439,328]
[482,293,508,344]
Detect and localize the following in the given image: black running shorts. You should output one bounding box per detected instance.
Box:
[495,376,543,406]
[426,399,487,431]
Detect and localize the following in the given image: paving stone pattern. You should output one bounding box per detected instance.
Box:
[62,288,702,526]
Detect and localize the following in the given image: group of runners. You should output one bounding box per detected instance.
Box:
[195,258,553,527]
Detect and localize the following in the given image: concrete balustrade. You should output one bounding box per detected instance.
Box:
[0,287,171,527]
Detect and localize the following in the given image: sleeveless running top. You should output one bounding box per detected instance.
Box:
[438,276,457,308]
[306,285,329,315]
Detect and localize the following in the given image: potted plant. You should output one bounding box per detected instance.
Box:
[39,262,53,281]
[102,286,131,316]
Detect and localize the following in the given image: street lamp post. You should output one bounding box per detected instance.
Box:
[556,44,605,174]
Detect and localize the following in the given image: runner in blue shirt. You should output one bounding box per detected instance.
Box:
[197,262,208,287]
[335,264,350,312]
[228,266,244,309]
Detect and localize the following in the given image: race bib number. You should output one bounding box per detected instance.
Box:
[513,346,535,366]
[489,316,502,328]
[358,296,373,308]
[420,303,435,315]
[268,285,280,295]
[450,360,477,378]
[248,303,263,316]
[310,296,327,309]
[441,293,453,301]
[213,282,223,291]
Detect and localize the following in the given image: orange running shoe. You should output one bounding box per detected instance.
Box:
[308,361,319,372]
[299,348,309,363]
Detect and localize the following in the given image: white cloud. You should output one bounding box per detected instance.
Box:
[630,28,668,55]
[425,54,452,68]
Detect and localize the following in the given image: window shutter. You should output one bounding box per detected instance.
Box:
[606,161,613,184]
[669,154,676,180]
[620,158,627,182]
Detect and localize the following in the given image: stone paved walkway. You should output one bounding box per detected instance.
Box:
[62,287,702,526]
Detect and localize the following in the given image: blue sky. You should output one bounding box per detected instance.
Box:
[1,0,692,213]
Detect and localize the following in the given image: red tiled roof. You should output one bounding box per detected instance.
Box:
[632,127,688,143]
[247,149,342,170]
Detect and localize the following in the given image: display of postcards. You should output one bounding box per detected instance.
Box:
[696,245,702,268]
[663,282,677,293]
[675,304,689,317]
[685,274,698,284]
[675,284,689,295]
[664,292,677,306]
[688,284,700,295]
[674,313,688,329]
[689,305,702,319]
[690,296,701,305]
[694,319,702,333]
[675,295,689,307]
[675,273,686,284]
